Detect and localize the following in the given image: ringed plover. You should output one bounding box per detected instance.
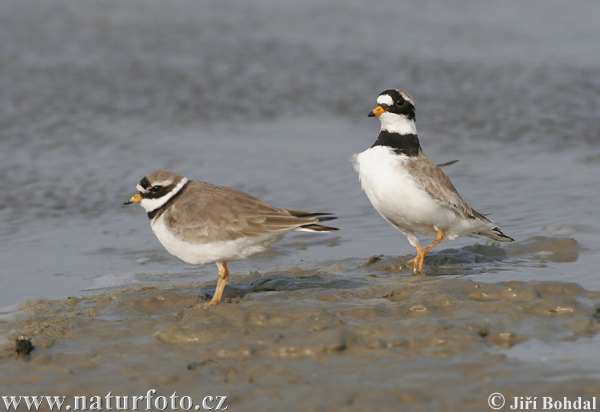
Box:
[125,170,338,307]
[353,89,514,274]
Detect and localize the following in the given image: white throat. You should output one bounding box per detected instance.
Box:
[379,112,418,135]
[139,177,188,215]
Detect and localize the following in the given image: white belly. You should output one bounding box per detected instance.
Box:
[150,214,284,265]
[353,147,455,238]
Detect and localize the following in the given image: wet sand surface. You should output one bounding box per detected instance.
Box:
[2,254,600,411]
[2,0,600,410]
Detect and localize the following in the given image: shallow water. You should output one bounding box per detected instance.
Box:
[1,0,600,410]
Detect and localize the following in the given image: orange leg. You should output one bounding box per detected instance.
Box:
[406,229,444,275]
[193,261,229,309]
[406,244,424,274]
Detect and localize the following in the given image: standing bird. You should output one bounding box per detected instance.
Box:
[125,170,338,307]
[353,89,513,274]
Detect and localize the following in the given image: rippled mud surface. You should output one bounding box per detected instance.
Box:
[2,253,599,411]
[2,0,600,410]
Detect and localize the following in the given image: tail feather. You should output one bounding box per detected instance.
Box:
[308,215,337,223]
[485,226,514,242]
[287,210,339,232]
[298,223,339,232]
[287,210,336,219]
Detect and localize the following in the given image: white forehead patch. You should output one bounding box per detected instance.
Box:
[377,94,394,106]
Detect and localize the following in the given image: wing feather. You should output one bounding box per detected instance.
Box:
[406,154,491,222]
[163,181,325,243]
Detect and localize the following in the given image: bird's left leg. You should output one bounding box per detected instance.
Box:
[405,233,424,275]
[406,243,425,275]
[407,229,445,275]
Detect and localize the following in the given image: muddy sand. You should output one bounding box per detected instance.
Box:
[1,238,598,411]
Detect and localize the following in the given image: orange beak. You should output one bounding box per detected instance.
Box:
[368,105,386,117]
[124,193,142,205]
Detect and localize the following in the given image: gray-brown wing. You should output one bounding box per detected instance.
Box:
[406,155,491,222]
[164,181,322,243]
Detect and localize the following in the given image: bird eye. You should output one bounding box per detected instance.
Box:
[395,100,404,107]
[150,186,161,192]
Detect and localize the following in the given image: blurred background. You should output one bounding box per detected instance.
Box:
[1,0,599,309]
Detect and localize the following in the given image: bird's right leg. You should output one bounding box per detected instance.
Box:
[194,261,229,309]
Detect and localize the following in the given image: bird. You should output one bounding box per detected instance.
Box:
[124,170,338,307]
[352,89,514,275]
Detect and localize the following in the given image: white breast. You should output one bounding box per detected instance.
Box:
[353,146,454,237]
[150,214,284,265]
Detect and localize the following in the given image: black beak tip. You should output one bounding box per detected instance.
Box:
[124,200,132,205]
[368,111,375,117]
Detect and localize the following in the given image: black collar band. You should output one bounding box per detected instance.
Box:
[371,131,421,156]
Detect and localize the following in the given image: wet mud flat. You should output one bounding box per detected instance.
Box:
[2,241,599,412]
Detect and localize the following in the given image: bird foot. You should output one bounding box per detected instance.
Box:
[406,253,425,275]
[192,261,229,309]
[405,229,445,276]
[193,297,220,309]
